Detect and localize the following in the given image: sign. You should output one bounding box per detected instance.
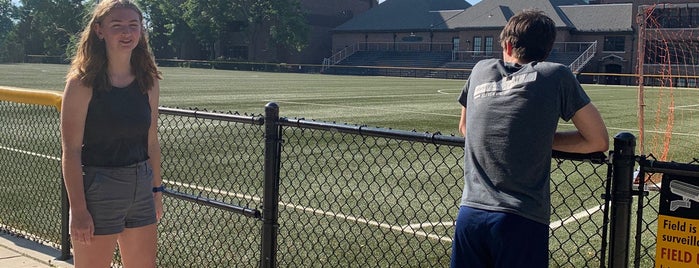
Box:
[656,174,699,268]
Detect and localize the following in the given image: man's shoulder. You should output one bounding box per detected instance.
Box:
[475,58,501,67]
[472,58,502,73]
[532,61,568,71]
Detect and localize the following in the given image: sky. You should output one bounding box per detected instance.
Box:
[378,0,481,5]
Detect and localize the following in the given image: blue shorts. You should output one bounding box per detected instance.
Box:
[450,206,549,268]
[82,161,156,235]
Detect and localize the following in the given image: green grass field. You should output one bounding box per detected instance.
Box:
[1,63,697,267]
[1,63,696,161]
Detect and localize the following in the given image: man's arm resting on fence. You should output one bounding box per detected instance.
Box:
[552,103,609,154]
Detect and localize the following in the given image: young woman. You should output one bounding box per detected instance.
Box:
[61,1,163,267]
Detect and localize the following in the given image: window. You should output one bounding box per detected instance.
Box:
[473,36,482,55]
[485,36,493,56]
[662,8,681,28]
[453,37,460,51]
[652,7,699,28]
[604,36,625,52]
[690,7,699,27]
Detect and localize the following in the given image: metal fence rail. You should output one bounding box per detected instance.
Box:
[156,107,266,267]
[273,116,611,267]
[275,118,463,267]
[3,87,699,267]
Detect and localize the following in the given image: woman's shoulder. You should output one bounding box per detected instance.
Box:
[65,75,89,90]
[64,76,93,100]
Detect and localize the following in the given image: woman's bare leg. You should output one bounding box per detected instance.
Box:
[72,234,118,268]
[118,224,158,268]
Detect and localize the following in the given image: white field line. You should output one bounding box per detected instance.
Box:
[164,179,454,242]
[0,145,61,161]
[558,123,699,138]
[266,100,460,118]
[269,90,699,138]
[549,204,605,230]
[164,180,261,202]
[672,104,699,112]
[437,89,461,94]
[582,85,699,92]
[4,144,606,244]
[267,92,447,101]
[1,146,455,242]
[674,104,699,109]
[270,100,699,138]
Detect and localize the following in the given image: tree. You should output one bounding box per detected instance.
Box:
[0,0,18,62]
[181,0,241,59]
[140,0,308,62]
[140,0,205,60]
[13,0,85,59]
[239,0,308,62]
[140,0,181,59]
[256,0,307,52]
[0,0,14,40]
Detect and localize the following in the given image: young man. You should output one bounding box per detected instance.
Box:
[451,10,609,268]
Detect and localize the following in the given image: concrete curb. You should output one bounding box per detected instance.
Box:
[0,233,74,268]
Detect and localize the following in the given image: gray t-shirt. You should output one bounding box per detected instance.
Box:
[457,58,590,224]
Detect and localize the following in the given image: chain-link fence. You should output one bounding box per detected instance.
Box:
[156,107,266,267]
[3,87,699,267]
[275,119,463,267]
[0,100,64,252]
[273,116,610,267]
[630,156,699,268]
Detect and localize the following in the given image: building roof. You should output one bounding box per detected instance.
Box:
[333,0,472,32]
[334,0,634,33]
[559,3,633,32]
[447,0,586,29]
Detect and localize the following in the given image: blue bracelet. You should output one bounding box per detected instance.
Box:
[152,185,165,193]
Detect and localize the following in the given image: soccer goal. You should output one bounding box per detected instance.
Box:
[636,3,699,162]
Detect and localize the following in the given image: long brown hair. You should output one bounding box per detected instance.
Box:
[67,0,161,93]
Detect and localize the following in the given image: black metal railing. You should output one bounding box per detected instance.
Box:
[2,94,699,267]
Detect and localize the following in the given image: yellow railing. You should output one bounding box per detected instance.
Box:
[0,86,63,111]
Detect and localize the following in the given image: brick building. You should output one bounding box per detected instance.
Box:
[328,0,699,84]
[286,0,378,64]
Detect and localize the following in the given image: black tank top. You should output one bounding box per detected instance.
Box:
[82,81,151,167]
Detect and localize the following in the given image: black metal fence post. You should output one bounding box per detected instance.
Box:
[260,102,281,268]
[58,179,72,261]
[608,132,636,268]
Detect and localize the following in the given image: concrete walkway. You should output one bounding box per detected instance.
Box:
[0,232,73,268]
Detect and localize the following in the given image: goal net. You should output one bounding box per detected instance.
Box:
[637,3,699,162]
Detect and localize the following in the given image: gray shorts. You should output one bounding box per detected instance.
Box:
[82,161,157,235]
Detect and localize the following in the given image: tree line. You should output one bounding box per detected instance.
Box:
[0,0,308,63]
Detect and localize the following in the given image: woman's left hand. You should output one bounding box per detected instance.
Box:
[154,192,164,222]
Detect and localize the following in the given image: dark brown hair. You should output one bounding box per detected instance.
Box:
[499,9,557,62]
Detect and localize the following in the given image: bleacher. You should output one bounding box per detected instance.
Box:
[441,61,478,70]
[325,49,587,79]
[442,51,582,70]
[338,51,452,68]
